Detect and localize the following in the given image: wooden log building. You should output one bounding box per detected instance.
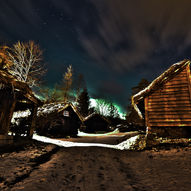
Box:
[0,69,42,139]
[82,113,111,133]
[132,59,191,138]
[36,103,83,137]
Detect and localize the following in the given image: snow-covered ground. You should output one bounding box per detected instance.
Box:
[1,133,191,191]
[77,129,123,137]
[33,133,139,150]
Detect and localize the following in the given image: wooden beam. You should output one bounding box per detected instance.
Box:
[165,81,188,85]
[148,100,191,105]
[149,114,191,118]
[166,78,187,82]
[151,92,190,97]
[149,122,191,127]
[186,64,191,102]
[160,87,189,92]
[0,92,16,135]
[148,105,191,110]
[6,99,16,134]
[28,105,38,137]
[149,118,191,122]
[174,74,187,77]
[147,107,191,112]
[152,89,188,94]
[148,97,190,101]
[148,110,191,114]
[145,97,149,127]
[148,101,191,105]
[162,84,188,89]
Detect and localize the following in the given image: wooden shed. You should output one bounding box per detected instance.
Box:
[82,113,111,133]
[36,102,83,137]
[132,59,191,138]
[0,69,42,139]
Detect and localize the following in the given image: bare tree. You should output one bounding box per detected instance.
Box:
[95,99,119,117]
[60,65,73,102]
[40,85,60,103]
[0,46,13,69]
[95,99,110,116]
[108,102,119,118]
[6,41,46,87]
[40,65,74,103]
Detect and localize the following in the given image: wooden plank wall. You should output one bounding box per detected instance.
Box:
[0,89,16,134]
[145,65,191,127]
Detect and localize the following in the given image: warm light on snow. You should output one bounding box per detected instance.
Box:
[77,129,124,137]
[33,134,139,150]
[11,110,31,123]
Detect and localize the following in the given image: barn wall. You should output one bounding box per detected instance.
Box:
[145,65,191,130]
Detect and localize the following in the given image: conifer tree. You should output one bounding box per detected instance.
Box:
[77,88,90,117]
[131,78,150,95]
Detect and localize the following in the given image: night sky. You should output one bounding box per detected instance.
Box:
[0,0,191,112]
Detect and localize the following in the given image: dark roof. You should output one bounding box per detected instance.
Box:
[0,69,42,106]
[83,113,110,124]
[131,59,190,118]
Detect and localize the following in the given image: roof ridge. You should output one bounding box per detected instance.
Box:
[131,59,190,119]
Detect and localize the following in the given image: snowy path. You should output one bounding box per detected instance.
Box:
[32,133,139,150]
[2,145,191,191]
[1,139,191,190]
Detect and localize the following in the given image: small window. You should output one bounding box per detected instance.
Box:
[63,110,69,117]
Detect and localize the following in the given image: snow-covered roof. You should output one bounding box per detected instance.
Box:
[131,59,190,119]
[0,69,41,105]
[37,102,66,116]
[37,102,84,121]
[83,112,110,123]
[83,112,96,121]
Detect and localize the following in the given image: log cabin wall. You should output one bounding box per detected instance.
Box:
[28,105,38,137]
[0,88,16,134]
[36,105,81,137]
[0,69,42,138]
[145,64,191,137]
[84,115,109,133]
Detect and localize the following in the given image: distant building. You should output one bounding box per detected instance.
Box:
[132,59,191,138]
[36,102,83,137]
[0,69,42,140]
[82,113,111,133]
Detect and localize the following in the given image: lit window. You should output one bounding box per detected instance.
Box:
[63,110,69,117]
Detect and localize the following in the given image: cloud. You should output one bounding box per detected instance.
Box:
[75,0,191,72]
[98,80,124,96]
[2,0,191,110]
[0,0,41,41]
[49,0,191,108]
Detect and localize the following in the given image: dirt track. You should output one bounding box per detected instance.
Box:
[1,140,191,191]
